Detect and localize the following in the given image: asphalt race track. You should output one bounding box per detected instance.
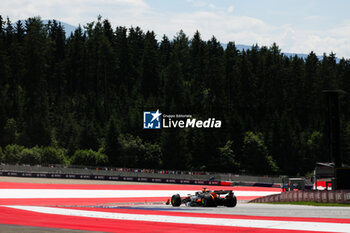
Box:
[0,177,349,233]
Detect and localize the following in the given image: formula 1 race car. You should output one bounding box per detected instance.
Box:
[169,188,237,207]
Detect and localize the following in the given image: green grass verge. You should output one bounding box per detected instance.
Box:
[263,201,350,207]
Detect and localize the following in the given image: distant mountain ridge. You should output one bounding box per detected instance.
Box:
[49,20,76,37]
[225,44,331,61]
[11,19,77,38]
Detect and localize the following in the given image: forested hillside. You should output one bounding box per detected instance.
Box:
[0,16,349,175]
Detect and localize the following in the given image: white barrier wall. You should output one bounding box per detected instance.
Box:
[251,190,350,204]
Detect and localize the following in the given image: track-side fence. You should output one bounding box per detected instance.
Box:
[0,164,282,187]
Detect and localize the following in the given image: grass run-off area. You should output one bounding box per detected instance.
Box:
[263,202,350,207]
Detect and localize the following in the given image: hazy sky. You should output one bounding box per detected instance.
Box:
[1,0,350,58]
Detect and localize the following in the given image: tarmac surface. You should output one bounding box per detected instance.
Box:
[1,176,349,232]
[141,202,350,219]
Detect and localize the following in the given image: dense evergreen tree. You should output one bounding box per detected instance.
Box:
[22,17,51,147]
[1,15,349,175]
[242,131,279,175]
[104,117,121,166]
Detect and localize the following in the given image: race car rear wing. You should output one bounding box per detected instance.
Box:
[213,190,233,195]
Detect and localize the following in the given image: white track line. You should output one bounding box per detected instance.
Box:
[5,205,350,233]
[0,189,279,198]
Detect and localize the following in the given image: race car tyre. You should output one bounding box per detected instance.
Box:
[224,195,237,207]
[202,194,216,207]
[201,196,210,207]
[171,194,181,207]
